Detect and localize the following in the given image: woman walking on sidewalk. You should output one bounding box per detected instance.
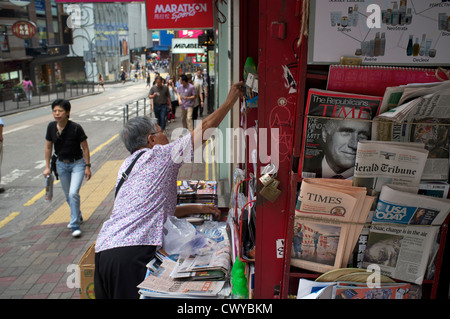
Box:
[43,99,92,238]
[22,76,33,101]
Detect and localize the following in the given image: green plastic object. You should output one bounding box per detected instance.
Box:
[231,258,248,299]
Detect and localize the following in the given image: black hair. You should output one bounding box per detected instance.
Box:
[180,74,188,82]
[51,99,71,114]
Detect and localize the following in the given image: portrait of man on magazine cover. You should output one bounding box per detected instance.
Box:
[300,89,381,180]
[321,118,371,178]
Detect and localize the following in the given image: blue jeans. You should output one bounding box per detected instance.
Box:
[154,104,168,130]
[56,158,85,228]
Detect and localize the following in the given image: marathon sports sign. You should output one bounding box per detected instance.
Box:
[171,38,206,54]
[146,0,213,30]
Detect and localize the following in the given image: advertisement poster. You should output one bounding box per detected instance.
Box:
[308,0,450,65]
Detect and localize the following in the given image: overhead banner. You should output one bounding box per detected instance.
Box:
[146,0,214,30]
[171,38,205,54]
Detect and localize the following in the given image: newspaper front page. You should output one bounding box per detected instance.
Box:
[292,179,372,273]
[353,140,429,220]
[362,184,450,284]
[372,81,450,180]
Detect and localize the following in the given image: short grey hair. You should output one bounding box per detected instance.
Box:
[121,116,158,153]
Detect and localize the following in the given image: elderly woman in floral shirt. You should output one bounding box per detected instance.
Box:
[94,82,244,299]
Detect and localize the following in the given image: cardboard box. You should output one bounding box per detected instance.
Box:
[78,242,96,299]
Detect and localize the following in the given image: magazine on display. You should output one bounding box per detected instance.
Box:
[177,180,218,206]
[298,89,383,179]
[372,80,450,180]
[362,184,450,285]
[291,178,373,273]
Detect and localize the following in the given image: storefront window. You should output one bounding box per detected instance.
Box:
[35,0,46,16]
[37,19,47,47]
[54,62,62,81]
[53,20,60,45]
[51,0,58,16]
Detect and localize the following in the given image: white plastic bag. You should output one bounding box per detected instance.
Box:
[162,216,213,256]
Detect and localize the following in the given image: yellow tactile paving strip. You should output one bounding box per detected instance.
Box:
[40,160,122,225]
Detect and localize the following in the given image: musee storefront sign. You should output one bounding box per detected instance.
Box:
[171,38,205,54]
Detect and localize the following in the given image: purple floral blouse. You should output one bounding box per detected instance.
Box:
[95,133,193,252]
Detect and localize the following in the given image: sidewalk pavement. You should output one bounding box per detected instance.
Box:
[0,113,215,299]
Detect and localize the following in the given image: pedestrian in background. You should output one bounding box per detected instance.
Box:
[0,117,4,194]
[191,75,203,129]
[98,74,105,92]
[168,78,178,121]
[148,76,171,132]
[43,99,92,238]
[146,71,151,87]
[177,74,196,132]
[22,76,33,101]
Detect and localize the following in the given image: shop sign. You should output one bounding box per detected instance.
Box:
[171,38,205,54]
[9,0,32,6]
[146,0,213,30]
[11,20,37,39]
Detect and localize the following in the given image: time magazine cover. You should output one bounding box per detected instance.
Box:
[298,89,382,179]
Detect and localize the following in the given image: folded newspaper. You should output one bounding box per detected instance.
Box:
[362,184,450,285]
[297,278,412,299]
[372,80,450,180]
[291,178,374,273]
[138,255,226,298]
[138,225,231,298]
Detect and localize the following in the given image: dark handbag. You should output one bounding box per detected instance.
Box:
[114,151,145,198]
[51,154,59,180]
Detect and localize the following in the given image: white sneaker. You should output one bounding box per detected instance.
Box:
[67,216,83,229]
[72,228,82,238]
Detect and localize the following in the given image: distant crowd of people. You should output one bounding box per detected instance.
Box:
[147,69,207,133]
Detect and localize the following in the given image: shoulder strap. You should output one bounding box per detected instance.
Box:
[115,151,145,198]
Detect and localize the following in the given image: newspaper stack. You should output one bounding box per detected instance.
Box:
[351,140,430,270]
[372,80,450,180]
[138,224,231,299]
[291,178,374,273]
[362,184,450,285]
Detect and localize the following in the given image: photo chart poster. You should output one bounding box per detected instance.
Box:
[308,0,450,65]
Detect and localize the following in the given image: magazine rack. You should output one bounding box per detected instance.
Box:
[236,0,449,299]
[278,17,450,300]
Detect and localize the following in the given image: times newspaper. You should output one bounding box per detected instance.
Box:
[362,184,450,285]
[372,80,450,180]
[299,89,382,179]
[292,178,373,273]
